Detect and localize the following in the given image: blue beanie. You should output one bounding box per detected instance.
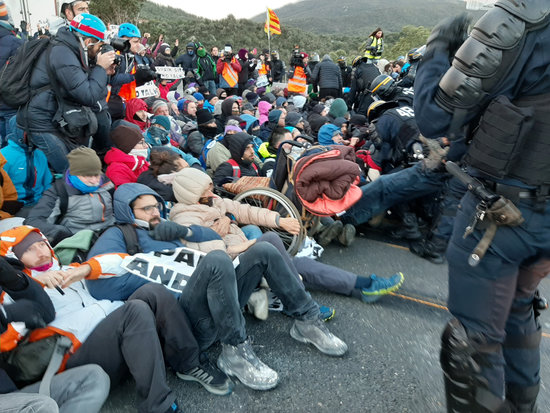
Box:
[193,92,205,101]
[268,109,283,124]
[150,115,171,131]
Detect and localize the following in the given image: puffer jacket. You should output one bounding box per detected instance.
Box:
[1,117,52,206]
[24,174,115,244]
[105,148,149,188]
[0,23,24,110]
[311,55,342,91]
[17,26,108,133]
[293,145,362,216]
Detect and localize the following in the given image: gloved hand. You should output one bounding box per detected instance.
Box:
[366,123,382,150]
[149,221,189,241]
[134,67,158,86]
[426,13,471,59]
[419,135,450,171]
[0,256,28,291]
[2,299,47,329]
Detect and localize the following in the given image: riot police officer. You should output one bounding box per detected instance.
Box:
[347,56,380,115]
[414,1,550,411]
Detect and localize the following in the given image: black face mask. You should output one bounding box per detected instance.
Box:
[200,125,218,139]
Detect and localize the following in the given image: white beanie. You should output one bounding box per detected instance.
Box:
[172,168,213,205]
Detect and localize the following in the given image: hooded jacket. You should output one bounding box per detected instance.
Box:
[16,26,109,133]
[258,101,271,126]
[215,98,238,134]
[213,133,258,186]
[85,183,222,301]
[154,43,176,67]
[105,147,150,188]
[311,55,342,91]
[318,124,342,146]
[170,169,279,257]
[0,226,124,360]
[125,98,150,131]
[175,42,197,72]
[0,117,52,206]
[24,174,115,245]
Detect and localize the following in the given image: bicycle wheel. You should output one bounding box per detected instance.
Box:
[234,187,305,256]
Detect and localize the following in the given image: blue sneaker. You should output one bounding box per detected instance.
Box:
[361,272,404,303]
[319,305,335,321]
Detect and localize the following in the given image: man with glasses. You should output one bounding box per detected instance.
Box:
[85,182,348,391]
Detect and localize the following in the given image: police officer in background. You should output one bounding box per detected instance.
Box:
[414,1,550,411]
[347,56,380,115]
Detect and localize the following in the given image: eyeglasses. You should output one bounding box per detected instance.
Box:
[134,202,163,214]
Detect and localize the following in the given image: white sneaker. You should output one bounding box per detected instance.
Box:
[290,318,348,356]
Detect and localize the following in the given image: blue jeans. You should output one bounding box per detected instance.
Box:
[28,132,70,173]
[0,109,16,147]
[203,80,217,97]
[19,364,110,413]
[241,224,263,240]
[446,191,550,397]
[178,245,319,350]
[342,163,447,226]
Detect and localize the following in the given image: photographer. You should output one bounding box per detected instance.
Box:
[109,23,158,122]
[16,13,115,173]
[216,44,241,96]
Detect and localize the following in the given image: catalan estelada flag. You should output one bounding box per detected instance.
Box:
[264,8,281,35]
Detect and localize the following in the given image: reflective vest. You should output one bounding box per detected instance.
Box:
[119,64,137,101]
[288,66,307,94]
[222,60,239,88]
[364,37,383,60]
[259,63,268,76]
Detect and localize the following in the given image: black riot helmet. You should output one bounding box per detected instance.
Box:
[369,74,396,100]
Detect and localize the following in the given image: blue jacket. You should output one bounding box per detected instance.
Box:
[0,116,52,206]
[86,183,221,300]
[0,22,24,111]
[318,124,342,146]
[17,26,108,133]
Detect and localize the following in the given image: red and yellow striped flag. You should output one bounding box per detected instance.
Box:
[264,8,281,35]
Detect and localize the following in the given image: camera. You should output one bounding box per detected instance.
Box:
[100,44,121,66]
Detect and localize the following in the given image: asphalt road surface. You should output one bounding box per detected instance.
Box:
[100,232,550,413]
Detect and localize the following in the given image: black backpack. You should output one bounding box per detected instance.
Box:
[0,37,51,108]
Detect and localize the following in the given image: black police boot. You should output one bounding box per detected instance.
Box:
[390,212,422,240]
[506,383,539,413]
[409,239,445,264]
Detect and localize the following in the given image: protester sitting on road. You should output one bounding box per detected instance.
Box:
[213,132,260,187]
[24,147,115,245]
[0,255,109,413]
[171,167,404,303]
[0,225,233,412]
[105,124,150,188]
[125,98,150,131]
[84,182,349,391]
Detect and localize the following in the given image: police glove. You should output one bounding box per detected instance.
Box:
[0,256,28,291]
[2,299,47,329]
[426,13,471,60]
[134,67,158,86]
[366,123,382,150]
[149,221,189,241]
[419,135,449,171]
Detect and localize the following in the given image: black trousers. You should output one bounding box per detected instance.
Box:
[67,283,200,413]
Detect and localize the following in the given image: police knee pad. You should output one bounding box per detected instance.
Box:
[440,318,508,413]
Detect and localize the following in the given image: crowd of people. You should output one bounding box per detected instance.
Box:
[1,0,548,412]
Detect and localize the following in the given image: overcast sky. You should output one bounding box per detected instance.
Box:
[151,0,301,20]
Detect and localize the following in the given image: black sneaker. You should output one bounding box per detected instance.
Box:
[177,358,234,396]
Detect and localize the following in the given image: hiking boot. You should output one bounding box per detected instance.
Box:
[316,220,343,246]
[361,272,404,303]
[319,305,335,322]
[247,288,269,320]
[177,357,234,396]
[290,318,348,356]
[217,338,279,391]
[409,239,445,264]
[338,223,356,247]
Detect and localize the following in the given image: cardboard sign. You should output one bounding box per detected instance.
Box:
[120,248,206,293]
[135,81,158,99]
[155,66,186,80]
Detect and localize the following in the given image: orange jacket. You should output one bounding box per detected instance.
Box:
[0,153,19,219]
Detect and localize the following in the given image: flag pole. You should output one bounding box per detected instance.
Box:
[266,8,271,55]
